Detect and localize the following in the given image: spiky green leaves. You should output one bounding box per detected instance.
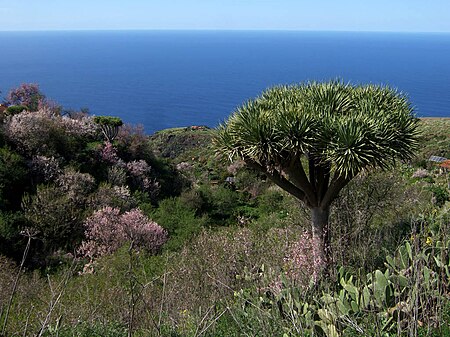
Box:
[93,115,124,142]
[214,81,419,179]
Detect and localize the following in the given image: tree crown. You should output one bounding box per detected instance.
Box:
[93,115,123,127]
[214,81,419,178]
[213,81,419,208]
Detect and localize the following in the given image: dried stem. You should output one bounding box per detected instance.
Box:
[1,229,35,336]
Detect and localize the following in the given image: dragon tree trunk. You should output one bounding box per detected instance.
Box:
[311,206,332,277]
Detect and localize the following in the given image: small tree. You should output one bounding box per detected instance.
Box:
[213,81,419,274]
[93,116,123,142]
[78,207,168,259]
[6,83,45,111]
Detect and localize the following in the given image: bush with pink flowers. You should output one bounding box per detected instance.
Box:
[283,231,326,287]
[79,207,168,259]
[6,83,45,111]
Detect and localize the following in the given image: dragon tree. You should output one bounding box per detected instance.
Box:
[93,115,123,142]
[213,81,419,273]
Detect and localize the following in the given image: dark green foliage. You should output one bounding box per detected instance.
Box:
[178,189,208,215]
[93,116,123,127]
[257,190,285,215]
[5,105,27,115]
[151,158,187,199]
[0,211,28,259]
[197,185,243,223]
[0,147,28,210]
[429,184,450,207]
[23,184,89,258]
[178,184,255,225]
[152,197,207,250]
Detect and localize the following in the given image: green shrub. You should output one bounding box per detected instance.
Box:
[429,184,450,207]
[0,211,28,259]
[257,190,285,215]
[24,184,89,258]
[196,184,246,224]
[0,147,28,210]
[152,197,207,250]
[5,105,27,115]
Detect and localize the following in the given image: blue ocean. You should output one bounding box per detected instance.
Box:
[1,30,449,134]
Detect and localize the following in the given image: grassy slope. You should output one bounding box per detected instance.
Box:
[1,119,449,336]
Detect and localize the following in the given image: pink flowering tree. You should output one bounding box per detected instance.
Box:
[99,145,160,197]
[30,155,62,184]
[79,207,168,259]
[6,83,62,114]
[121,209,168,254]
[100,141,122,165]
[7,83,45,112]
[126,159,160,195]
[60,115,98,138]
[4,110,60,155]
[5,109,98,157]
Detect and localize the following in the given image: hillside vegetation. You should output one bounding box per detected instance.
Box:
[0,84,449,336]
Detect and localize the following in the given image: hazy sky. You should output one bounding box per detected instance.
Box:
[1,0,450,32]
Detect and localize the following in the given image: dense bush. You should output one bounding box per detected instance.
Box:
[24,184,88,257]
[4,110,97,159]
[331,170,431,271]
[115,123,152,161]
[6,83,45,111]
[429,184,450,207]
[152,197,207,250]
[0,147,28,210]
[79,207,168,259]
[5,105,27,116]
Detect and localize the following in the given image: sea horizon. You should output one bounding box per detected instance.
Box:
[1,29,450,34]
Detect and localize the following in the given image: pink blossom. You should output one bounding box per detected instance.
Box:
[126,160,159,194]
[30,155,61,182]
[283,231,325,287]
[100,142,121,164]
[412,168,429,179]
[5,109,96,155]
[78,207,124,258]
[56,168,95,202]
[5,110,57,154]
[126,160,150,177]
[7,83,44,111]
[61,116,98,138]
[121,209,168,254]
[37,98,61,115]
[78,207,168,259]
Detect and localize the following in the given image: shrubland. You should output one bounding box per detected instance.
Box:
[0,83,449,336]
